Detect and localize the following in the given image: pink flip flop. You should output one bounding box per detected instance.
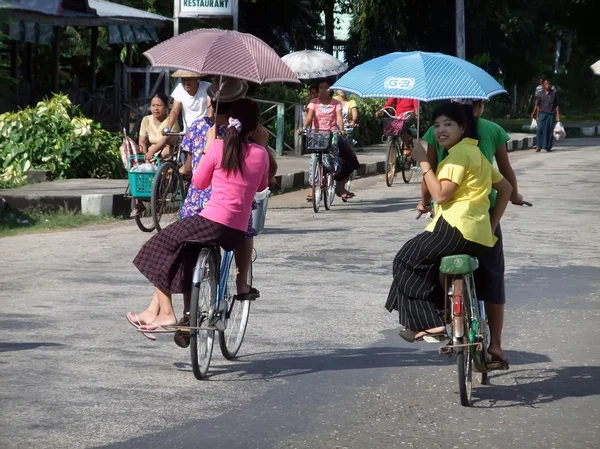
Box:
[126,312,156,341]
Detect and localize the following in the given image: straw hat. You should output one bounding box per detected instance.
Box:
[172,69,201,78]
[207,76,249,102]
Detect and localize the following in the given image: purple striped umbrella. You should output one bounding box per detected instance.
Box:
[143,28,300,85]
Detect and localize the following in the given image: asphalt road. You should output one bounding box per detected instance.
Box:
[1,139,599,449]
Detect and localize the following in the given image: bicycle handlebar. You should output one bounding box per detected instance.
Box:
[380,108,414,121]
[163,131,187,137]
[415,199,532,220]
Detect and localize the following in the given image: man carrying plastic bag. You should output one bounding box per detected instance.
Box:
[534,77,560,152]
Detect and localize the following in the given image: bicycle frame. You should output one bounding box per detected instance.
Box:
[442,274,487,365]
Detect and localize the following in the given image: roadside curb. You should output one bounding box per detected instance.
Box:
[275,136,537,192]
[0,136,539,215]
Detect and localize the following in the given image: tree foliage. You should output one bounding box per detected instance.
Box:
[345,0,600,115]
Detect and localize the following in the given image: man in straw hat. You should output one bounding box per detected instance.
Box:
[166,70,212,132]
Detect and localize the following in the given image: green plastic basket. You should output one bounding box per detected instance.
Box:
[128,156,155,198]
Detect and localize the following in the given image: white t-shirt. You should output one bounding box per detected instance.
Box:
[171,81,210,130]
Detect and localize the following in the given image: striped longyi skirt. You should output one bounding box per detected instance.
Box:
[385,217,486,332]
[133,215,245,294]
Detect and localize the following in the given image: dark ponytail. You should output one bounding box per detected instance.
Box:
[460,103,479,140]
[221,98,260,175]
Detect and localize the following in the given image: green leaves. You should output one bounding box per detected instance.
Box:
[0,94,124,189]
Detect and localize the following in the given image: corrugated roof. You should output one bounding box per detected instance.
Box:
[89,0,171,23]
[1,0,171,27]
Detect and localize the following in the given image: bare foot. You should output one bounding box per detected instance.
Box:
[139,314,177,331]
[414,326,446,340]
[488,345,509,365]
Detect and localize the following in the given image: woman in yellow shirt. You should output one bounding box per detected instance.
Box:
[385,103,513,344]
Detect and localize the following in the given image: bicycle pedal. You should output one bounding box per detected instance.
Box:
[422,334,446,343]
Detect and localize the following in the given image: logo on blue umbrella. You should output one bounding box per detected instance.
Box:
[384,77,416,90]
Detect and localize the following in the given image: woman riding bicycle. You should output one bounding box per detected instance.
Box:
[299,79,359,202]
[418,99,524,367]
[126,99,270,334]
[170,78,277,347]
[377,97,418,155]
[385,103,512,343]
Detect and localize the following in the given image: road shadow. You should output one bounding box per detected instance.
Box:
[473,366,600,408]
[0,342,64,353]
[261,227,349,236]
[173,345,550,382]
[339,197,417,214]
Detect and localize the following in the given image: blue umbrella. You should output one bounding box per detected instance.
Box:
[332,51,506,101]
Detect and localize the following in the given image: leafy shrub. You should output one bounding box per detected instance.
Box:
[0,94,123,188]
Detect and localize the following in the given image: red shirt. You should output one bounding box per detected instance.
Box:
[383,98,418,116]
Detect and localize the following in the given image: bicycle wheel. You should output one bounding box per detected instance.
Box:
[152,161,185,232]
[311,155,322,213]
[324,172,335,210]
[189,248,217,380]
[219,252,252,359]
[401,156,415,184]
[132,199,155,232]
[457,345,473,406]
[385,138,396,187]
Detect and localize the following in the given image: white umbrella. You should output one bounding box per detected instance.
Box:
[591,60,600,75]
[282,50,348,80]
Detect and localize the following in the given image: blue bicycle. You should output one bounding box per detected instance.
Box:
[188,191,270,380]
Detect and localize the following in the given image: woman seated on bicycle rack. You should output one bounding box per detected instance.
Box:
[376,97,418,154]
[140,91,181,162]
[384,103,513,343]
[129,92,181,217]
[127,99,270,333]
[299,79,359,202]
[172,78,277,347]
[418,99,525,367]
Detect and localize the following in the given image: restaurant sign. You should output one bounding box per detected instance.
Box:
[179,0,234,18]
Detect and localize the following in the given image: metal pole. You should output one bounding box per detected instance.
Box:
[90,27,98,93]
[276,102,284,157]
[51,27,60,93]
[455,0,466,59]
[174,0,180,36]
[233,0,239,31]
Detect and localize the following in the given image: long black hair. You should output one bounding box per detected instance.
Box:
[221,98,260,175]
[431,102,478,140]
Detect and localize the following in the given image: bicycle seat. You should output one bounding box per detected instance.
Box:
[440,255,479,275]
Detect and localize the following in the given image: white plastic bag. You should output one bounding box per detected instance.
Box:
[553,121,566,140]
[252,188,271,235]
[530,118,538,130]
[130,162,157,173]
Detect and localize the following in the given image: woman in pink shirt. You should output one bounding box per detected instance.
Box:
[299,80,360,202]
[127,99,270,334]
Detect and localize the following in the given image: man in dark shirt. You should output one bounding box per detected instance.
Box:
[535,78,560,152]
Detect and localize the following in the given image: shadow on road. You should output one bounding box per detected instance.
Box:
[173,345,551,383]
[338,197,417,214]
[262,227,349,235]
[473,366,600,408]
[0,342,64,353]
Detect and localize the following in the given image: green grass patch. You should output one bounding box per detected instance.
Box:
[0,204,118,238]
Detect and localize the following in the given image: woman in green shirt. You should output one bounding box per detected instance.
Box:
[419,99,524,367]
